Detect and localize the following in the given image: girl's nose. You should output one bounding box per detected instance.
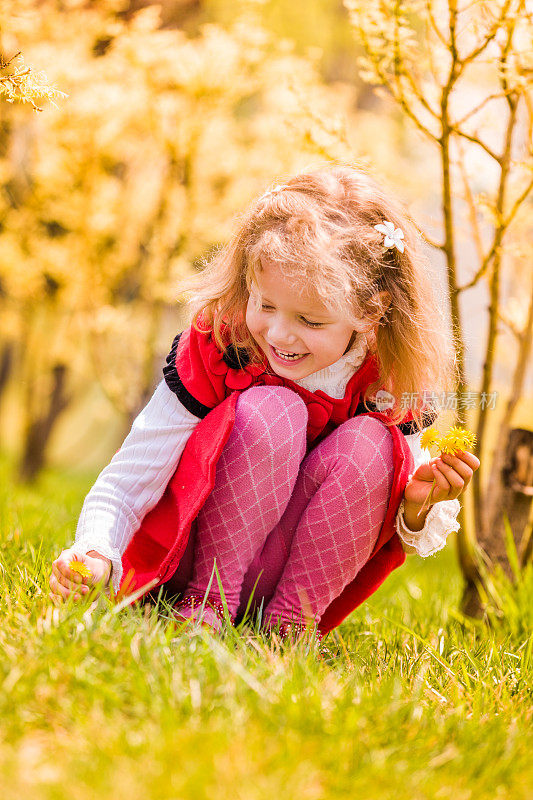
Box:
[268,316,296,346]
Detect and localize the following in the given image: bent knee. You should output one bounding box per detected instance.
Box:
[334,415,394,468]
[235,386,308,448]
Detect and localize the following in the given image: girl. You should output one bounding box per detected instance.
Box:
[49,165,479,639]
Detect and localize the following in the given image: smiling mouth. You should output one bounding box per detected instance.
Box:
[269,345,308,363]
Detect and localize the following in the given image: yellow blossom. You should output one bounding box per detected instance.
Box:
[69,560,92,579]
[420,427,440,451]
[447,425,476,450]
[439,426,477,455]
[438,433,458,454]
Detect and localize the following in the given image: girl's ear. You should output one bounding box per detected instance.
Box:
[373,290,392,321]
[353,291,391,333]
[366,291,391,325]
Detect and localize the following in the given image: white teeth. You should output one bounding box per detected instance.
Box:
[273,347,304,361]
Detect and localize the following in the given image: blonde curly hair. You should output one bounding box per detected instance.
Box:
[178,163,457,429]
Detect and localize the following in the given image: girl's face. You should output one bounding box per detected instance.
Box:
[245,259,360,380]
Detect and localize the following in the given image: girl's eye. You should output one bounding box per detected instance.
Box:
[258,304,323,328]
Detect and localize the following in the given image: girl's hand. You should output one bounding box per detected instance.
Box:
[49,548,112,604]
[403,449,480,514]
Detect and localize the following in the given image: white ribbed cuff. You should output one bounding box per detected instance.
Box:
[395,498,461,557]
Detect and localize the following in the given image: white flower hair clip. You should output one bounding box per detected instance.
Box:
[374,221,405,253]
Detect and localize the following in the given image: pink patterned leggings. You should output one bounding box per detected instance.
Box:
[176,387,394,630]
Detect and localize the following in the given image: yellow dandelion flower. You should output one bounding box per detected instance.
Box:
[69,559,92,579]
[438,434,458,454]
[420,427,440,451]
[439,426,477,455]
[446,425,477,451]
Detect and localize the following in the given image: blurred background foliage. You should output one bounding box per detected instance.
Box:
[0,0,532,611]
[0,0,427,477]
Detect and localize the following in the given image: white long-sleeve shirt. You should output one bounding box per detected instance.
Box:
[75,333,460,592]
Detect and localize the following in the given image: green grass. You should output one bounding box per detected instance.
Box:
[0,454,531,800]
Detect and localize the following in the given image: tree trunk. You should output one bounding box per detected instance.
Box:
[439,104,486,616]
[484,280,533,522]
[484,428,533,577]
[520,498,533,568]
[0,340,14,419]
[18,363,70,482]
[472,96,518,544]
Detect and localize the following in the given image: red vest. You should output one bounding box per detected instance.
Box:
[120,322,419,634]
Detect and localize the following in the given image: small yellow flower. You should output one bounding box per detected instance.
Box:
[420,427,440,451]
[438,433,457,454]
[447,425,477,451]
[439,426,477,455]
[69,559,92,579]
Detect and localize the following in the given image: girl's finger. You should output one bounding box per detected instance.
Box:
[52,556,82,581]
[432,461,463,499]
[431,460,453,496]
[52,562,84,593]
[49,573,71,600]
[453,450,480,471]
[49,573,83,601]
[441,453,474,486]
[48,590,79,605]
[56,565,90,597]
[49,591,62,606]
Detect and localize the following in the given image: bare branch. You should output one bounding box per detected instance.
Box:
[425,22,444,88]
[402,65,441,121]
[457,140,485,266]
[454,92,508,128]
[0,51,21,68]
[439,2,465,123]
[458,96,524,292]
[420,230,446,251]
[499,7,518,97]
[394,0,440,138]
[450,127,501,162]
[457,252,493,292]
[457,171,532,291]
[358,25,440,142]
[524,91,533,147]
[447,0,459,63]
[389,83,440,140]
[497,311,525,341]
[504,174,533,228]
[460,0,513,66]
[425,0,448,49]
[391,2,440,123]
